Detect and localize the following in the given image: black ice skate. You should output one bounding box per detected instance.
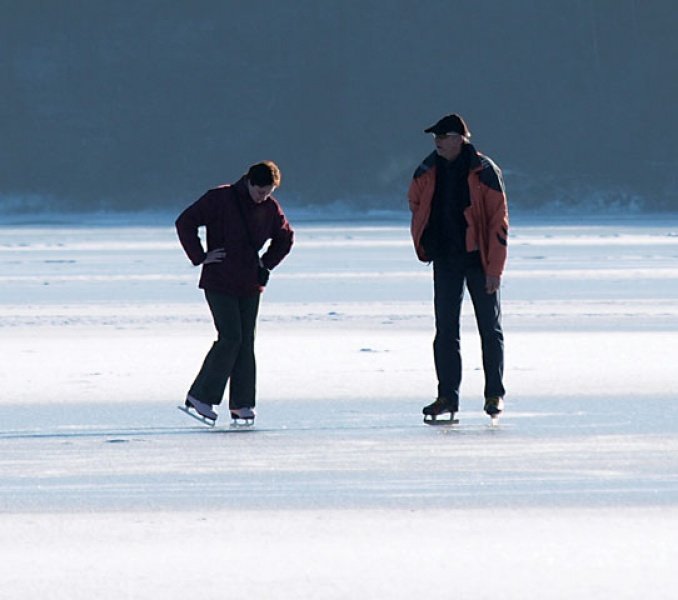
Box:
[484,396,504,426]
[230,407,256,428]
[423,397,459,426]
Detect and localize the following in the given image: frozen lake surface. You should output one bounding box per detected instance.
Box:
[1,214,677,598]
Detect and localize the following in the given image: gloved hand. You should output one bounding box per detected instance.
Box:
[203,248,226,265]
[257,266,270,286]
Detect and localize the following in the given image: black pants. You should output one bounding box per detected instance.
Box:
[432,253,505,410]
[188,290,260,409]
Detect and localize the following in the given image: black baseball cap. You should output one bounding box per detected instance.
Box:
[424,113,470,137]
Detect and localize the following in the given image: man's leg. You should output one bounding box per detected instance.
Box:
[432,256,466,411]
[466,264,505,400]
[188,291,243,406]
[228,294,261,410]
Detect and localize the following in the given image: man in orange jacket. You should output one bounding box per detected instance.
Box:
[408,113,508,423]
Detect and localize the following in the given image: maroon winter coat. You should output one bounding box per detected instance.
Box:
[176,177,294,296]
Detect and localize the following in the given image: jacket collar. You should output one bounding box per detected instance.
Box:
[415,143,482,178]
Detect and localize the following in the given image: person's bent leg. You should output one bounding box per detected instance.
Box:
[188,291,243,406]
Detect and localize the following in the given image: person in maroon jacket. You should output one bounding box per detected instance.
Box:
[175,161,294,425]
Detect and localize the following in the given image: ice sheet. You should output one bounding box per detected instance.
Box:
[1,217,677,598]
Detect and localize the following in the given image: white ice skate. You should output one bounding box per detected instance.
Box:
[177,395,217,427]
[230,407,256,428]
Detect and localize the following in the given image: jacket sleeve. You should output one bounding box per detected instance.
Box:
[408,167,436,262]
[408,178,426,261]
[261,201,294,270]
[175,192,212,266]
[480,165,509,278]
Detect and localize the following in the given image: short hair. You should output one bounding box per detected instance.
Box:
[246,161,281,187]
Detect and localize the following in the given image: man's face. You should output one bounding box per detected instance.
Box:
[247,181,276,204]
[433,132,464,161]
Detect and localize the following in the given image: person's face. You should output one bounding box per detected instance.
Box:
[433,132,464,161]
[247,181,276,204]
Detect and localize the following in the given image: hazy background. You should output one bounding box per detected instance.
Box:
[1,0,676,215]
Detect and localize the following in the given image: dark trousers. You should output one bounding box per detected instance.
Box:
[433,253,505,409]
[188,290,260,409]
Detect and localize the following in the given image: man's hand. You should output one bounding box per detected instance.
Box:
[203,248,226,265]
[485,275,501,294]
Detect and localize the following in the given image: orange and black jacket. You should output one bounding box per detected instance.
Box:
[408,144,509,278]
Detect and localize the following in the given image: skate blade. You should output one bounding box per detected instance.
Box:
[424,416,459,427]
[177,405,216,427]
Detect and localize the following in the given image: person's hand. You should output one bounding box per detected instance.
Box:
[203,248,226,265]
[485,275,501,294]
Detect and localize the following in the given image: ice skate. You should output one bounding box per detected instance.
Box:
[230,407,256,427]
[423,397,459,426]
[484,396,504,426]
[178,394,217,427]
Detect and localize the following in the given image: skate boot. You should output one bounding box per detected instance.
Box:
[423,397,458,425]
[181,394,218,425]
[230,407,256,427]
[484,396,504,425]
